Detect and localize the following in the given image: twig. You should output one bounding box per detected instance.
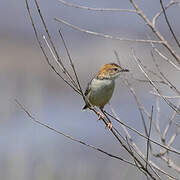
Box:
[132,49,180,114]
[152,45,180,71]
[163,99,180,139]
[94,110,157,179]
[123,79,163,139]
[129,0,180,64]
[58,29,85,99]
[150,91,180,99]
[160,0,180,48]
[58,0,136,13]
[14,99,137,167]
[25,0,80,95]
[104,111,180,155]
[152,0,177,27]
[146,106,153,169]
[42,35,79,90]
[54,17,163,44]
[108,105,163,179]
[114,50,121,67]
[151,51,180,95]
[155,95,162,139]
[34,0,79,88]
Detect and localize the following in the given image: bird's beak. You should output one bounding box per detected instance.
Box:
[120,69,129,72]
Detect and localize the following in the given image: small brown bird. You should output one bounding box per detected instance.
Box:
[83,63,129,128]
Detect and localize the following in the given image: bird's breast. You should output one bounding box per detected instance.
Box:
[88,78,115,108]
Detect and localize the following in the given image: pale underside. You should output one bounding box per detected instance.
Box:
[88,78,115,108]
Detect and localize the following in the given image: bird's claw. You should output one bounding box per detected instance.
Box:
[97,112,104,120]
[106,122,113,130]
[97,112,112,130]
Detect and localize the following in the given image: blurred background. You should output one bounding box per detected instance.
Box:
[0,0,180,179]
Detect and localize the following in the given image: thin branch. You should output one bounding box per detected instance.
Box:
[146,106,153,169]
[105,112,176,179]
[160,0,180,48]
[132,49,180,114]
[14,99,139,167]
[108,106,163,179]
[129,0,180,64]
[58,0,136,13]
[104,111,180,155]
[91,109,157,179]
[160,156,180,173]
[155,95,162,139]
[25,0,80,95]
[152,45,180,71]
[150,92,180,99]
[151,51,180,95]
[152,0,177,27]
[42,35,79,90]
[163,99,180,139]
[58,29,85,99]
[135,79,169,86]
[123,79,163,138]
[34,0,79,88]
[54,17,163,44]
[114,50,121,67]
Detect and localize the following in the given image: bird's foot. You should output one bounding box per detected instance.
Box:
[97,111,104,120]
[106,122,113,130]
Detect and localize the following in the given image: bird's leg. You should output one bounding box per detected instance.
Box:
[106,121,113,130]
[100,108,112,130]
[97,111,104,120]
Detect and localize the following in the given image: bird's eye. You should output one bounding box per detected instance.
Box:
[114,68,118,71]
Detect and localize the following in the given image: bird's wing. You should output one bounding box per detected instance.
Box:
[84,74,97,96]
[84,81,91,96]
[82,81,91,110]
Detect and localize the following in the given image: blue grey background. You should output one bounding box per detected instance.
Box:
[0,0,180,179]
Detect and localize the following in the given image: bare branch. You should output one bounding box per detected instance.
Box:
[160,0,180,48]
[105,111,180,155]
[132,49,180,114]
[146,106,153,169]
[129,0,180,64]
[108,105,169,179]
[14,99,137,167]
[163,99,180,139]
[25,0,80,95]
[152,0,177,27]
[58,29,85,99]
[42,35,79,90]
[58,0,136,13]
[91,110,157,179]
[151,51,180,95]
[150,92,180,99]
[152,45,180,71]
[54,17,163,44]
[114,50,121,67]
[34,0,79,87]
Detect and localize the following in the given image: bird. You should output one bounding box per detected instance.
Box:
[83,63,129,128]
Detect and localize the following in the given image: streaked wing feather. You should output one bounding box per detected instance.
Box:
[84,81,91,96]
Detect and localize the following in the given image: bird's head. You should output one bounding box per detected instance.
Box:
[97,63,129,80]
